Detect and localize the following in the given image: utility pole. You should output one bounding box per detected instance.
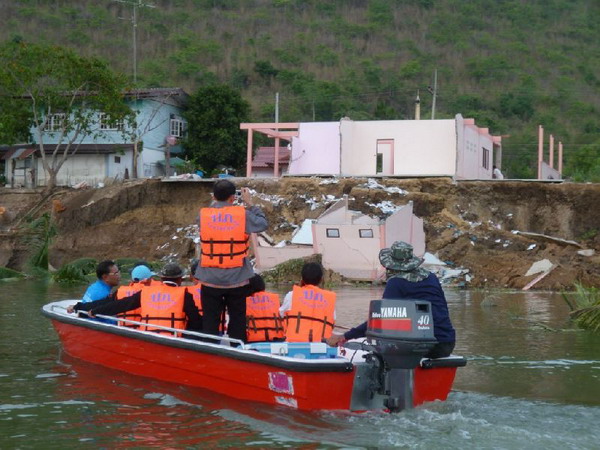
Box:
[274,92,280,177]
[415,90,421,120]
[114,0,156,85]
[431,69,437,120]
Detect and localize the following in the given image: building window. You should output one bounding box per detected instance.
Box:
[482,147,490,170]
[114,156,121,164]
[170,117,186,137]
[45,113,65,132]
[99,113,124,131]
[326,228,340,238]
[359,229,374,238]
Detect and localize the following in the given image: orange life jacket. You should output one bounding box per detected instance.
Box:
[115,279,162,327]
[190,282,203,314]
[139,284,187,335]
[200,206,249,268]
[285,285,336,342]
[246,291,284,342]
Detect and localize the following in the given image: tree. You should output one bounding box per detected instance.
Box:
[181,85,250,175]
[0,41,133,191]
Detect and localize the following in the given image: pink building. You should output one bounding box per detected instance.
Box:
[253,197,425,281]
[243,115,502,179]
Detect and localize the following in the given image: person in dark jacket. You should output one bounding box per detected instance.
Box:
[326,241,456,359]
[70,263,202,334]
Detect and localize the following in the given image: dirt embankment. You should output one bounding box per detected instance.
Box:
[1,177,599,290]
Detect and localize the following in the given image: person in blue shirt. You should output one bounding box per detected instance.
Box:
[82,260,121,302]
[73,260,121,323]
[326,241,456,359]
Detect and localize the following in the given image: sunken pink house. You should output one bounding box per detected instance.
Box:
[253,197,425,281]
[251,146,291,177]
[243,115,502,179]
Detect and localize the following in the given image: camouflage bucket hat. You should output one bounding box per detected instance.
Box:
[379,241,424,272]
[159,263,186,279]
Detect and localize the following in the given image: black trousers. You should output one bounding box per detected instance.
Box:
[201,285,251,342]
[425,341,455,359]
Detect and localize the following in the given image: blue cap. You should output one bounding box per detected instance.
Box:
[131,265,155,281]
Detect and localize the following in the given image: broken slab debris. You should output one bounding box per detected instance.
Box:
[512,230,583,248]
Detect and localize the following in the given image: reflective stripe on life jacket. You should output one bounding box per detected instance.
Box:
[285,285,336,342]
[246,291,284,342]
[140,284,187,335]
[200,206,249,268]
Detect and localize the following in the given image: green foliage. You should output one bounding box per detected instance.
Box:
[254,60,279,80]
[21,213,56,271]
[2,1,600,180]
[565,283,600,332]
[181,85,251,174]
[262,254,322,284]
[52,262,91,284]
[0,266,26,280]
[563,139,600,182]
[0,40,133,190]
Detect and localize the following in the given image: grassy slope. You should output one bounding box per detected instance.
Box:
[2,0,599,179]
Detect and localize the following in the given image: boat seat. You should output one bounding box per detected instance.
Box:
[247,342,339,359]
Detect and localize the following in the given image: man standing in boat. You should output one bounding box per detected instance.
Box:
[196,180,268,343]
[326,241,456,359]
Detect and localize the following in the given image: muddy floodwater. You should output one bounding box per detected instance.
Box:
[1,280,599,448]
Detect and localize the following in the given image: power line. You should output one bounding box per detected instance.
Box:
[112,0,156,86]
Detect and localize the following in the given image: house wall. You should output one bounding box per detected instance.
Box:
[382,202,425,256]
[540,161,561,180]
[35,154,108,187]
[455,115,495,179]
[252,242,314,272]
[313,221,384,280]
[339,119,457,176]
[289,122,340,175]
[252,166,289,178]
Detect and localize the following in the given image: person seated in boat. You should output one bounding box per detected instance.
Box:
[246,274,284,343]
[326,241,456,359]
[113,264,158,328]
[279,262,336,343]
[72,263,203,336]
[83,260,121,303]
[69,260,121,323]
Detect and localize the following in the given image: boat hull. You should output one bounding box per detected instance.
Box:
[44,301,463,411]
[51,319,355,410]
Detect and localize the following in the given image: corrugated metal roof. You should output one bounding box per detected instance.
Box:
[252,146,291,168]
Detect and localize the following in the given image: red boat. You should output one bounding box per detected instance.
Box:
[43,298,466,412]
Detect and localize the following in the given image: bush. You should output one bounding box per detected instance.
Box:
[563,283,600,332]
[0,266,26,280]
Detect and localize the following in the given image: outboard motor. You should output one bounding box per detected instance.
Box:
[366,299,437,412]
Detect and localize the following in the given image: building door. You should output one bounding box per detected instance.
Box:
[376,139,394,175]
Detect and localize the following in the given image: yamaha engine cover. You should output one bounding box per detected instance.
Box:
[366,299,437,370]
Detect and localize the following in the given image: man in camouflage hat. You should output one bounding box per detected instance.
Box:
[378,241,430,282]
[327,241,456,359]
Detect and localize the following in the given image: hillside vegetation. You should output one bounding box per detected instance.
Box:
[2,0,599,179]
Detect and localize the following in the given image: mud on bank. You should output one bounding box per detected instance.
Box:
[1,177,599,290]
